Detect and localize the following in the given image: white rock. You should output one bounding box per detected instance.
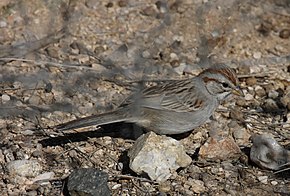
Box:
[174,62,187,75]
[0,20,7,28]
[128,132,192,182]
[253,52,262,59]
[2,94,10,102]
[244,93,254,101]
[170,53,179,61]
[258,176,268,184]
[268,90,279,99]
[271,181,278,186]
[6,160,42,177]
[250,134,290,170]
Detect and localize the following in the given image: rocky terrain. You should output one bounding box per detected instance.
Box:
[0,0,289,195]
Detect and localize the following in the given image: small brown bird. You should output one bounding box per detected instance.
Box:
[56,64,243,135]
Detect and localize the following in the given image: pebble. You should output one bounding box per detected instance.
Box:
[262,99,279,112]
[28,95,40,105]
[190,179,206,193]
[142,50,151,58]
[22,130,35,136]
[238,66,250,75]
[111,184,122,190]
[255,86,266,97]
[158,181,171,193]
[199,136,241,161]
[271,181,278,186]
[236,98,248,107]
[253,52,262,59]
[268,90,279,99]
[245,77,257,86]
[2,94,10,102]
[174,62,186,75]
[67,168,110,196]
[257,176,268,184]
[6,160,42,177]
[0,20,7,28]
[229,108,244,121]
[244,93,254,101]
[170,52,179,61]
[279,29,290,39]
[263,84,274,94]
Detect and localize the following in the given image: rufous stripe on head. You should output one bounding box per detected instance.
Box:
[202,64,238,85]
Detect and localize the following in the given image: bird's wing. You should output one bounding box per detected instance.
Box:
[122,79,205,112]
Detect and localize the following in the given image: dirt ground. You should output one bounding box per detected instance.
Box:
[0,0,289,195]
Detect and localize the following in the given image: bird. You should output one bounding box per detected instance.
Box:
[56,64,244,135]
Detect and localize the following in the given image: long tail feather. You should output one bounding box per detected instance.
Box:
[55,108,131,131]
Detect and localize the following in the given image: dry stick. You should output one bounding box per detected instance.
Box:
[131,179,151,194]
[274,164,290,174]
[0,57,97,71]
[110,174,156,183]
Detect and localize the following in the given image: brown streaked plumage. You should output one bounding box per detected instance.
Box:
[56,64,243,135]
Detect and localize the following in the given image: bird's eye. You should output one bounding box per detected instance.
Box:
[222,82,229,88]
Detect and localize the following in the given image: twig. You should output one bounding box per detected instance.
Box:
[109,174,156,183]
[0,57,99,71]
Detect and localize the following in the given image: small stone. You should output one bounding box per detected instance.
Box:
[279,29,290,39]
[28,95,40,105]
[190,179,206,193]
[263,84,274,94]
[118,0,127,7]
[67,168,110,196]
[142,50,151,58]
[237,66,250,75]
[22,130,34,136]
[229,108,244,121]
[0,20,7,28]
[128,132,192,182]
[158,181,171,193]
[6,160,42,177]
[32,150,42,158]
[173,62,186,75]
[271,181,278,185]
[257,176,268,184]
[141,5,158,17]
[199,136,241,161]
[268,90,279,99]
[255,86,266,97]
[253,52,262,59]
[262,99,279,112]
[2,94,10,102]
[246,77,257,86]
[170,53,179,61]
[111,184,121,190]
[236,98,247,107]
[46,46,59,59]
[244,93,254,101]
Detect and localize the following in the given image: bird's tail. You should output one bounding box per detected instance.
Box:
[55,108,132,131]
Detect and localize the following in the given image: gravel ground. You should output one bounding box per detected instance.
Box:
[0,0,289,195]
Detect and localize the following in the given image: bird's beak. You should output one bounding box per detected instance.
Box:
[232,86,244,96]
